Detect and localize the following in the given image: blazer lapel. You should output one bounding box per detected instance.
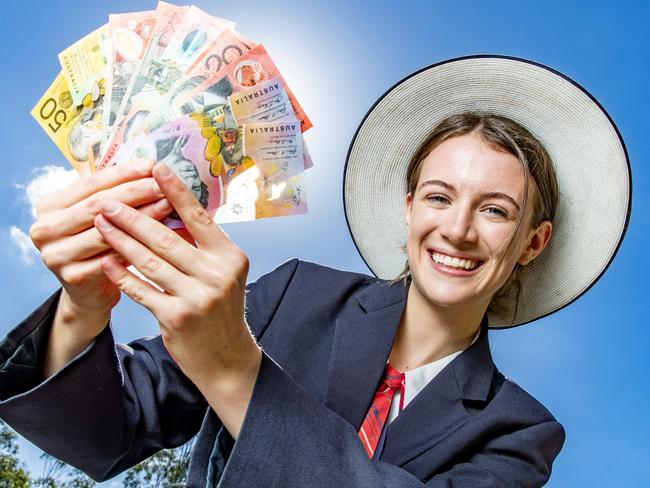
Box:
[381,316,495,467]
[323,280,407,429]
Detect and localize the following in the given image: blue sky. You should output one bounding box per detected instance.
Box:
[1,0,648,486]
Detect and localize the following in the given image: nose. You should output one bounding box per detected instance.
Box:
[439,201,478,246]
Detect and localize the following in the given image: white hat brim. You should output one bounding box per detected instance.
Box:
[343,55,631,328]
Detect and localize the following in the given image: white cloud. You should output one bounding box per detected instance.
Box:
[15,165,79,218]
[9,165,78,265]
[9,225,38,264]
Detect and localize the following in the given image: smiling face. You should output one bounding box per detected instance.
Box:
[405,131,552,315]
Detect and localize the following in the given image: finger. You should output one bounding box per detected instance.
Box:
[42,198,174,264]
[39,159,157,213]
[152,163,229,252]
[32,177,164,242]
[94,212,190,296]
[100,254,167,314]
[96,199,204,276]
[55,249,124,288]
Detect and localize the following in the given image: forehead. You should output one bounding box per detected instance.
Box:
[417,133,525,199]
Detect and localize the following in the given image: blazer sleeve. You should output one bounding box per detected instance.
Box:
[0,257,301,482]
[217,351,565,488]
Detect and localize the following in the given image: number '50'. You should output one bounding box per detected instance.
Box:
[39,98,67,133]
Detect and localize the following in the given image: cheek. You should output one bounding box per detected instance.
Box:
[406,218,431,259]
[408,205,434,236]
[480,224,514,255]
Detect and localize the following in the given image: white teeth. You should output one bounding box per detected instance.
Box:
[431,252,478,271]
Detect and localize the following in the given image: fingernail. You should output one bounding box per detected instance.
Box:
[96,214,115,231]
[101,199,121,215]
[152,180,162,194]
[136,159,154,173]
[155,198,171,212]
[156,163,172,179]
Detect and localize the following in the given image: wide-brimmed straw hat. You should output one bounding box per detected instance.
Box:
[343,55,631,328]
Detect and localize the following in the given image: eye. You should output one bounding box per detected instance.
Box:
[425,194,450,204]
[484,206,509,218]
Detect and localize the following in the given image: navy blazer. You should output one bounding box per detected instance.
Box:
[0,258,565,487]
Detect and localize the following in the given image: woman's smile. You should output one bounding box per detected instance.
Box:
[427,248,484,275]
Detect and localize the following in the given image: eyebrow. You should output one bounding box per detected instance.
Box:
[418,179,521,212]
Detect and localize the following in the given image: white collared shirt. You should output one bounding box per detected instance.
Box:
[387,328,481,424]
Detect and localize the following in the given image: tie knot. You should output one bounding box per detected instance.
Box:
[383,363,405,390]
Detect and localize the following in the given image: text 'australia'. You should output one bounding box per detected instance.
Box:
[248,124,297,134]
[233,83,281,105]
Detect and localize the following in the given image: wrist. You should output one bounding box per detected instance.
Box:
[44,290,113,380]
[56,289,112,340]
[193,335,262,439]
[194,330,262,396]
[59,288,112,316]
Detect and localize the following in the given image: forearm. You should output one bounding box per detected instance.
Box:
[190,328,262,439]
[43,289,111,379]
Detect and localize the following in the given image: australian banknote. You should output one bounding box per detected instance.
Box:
[100,25,251,167]
[58,24,109,107]
[101,3,236,164]
[33,1,313,222]
[101,9,158,152]
[108,116,306,225]
[31,72,104,175]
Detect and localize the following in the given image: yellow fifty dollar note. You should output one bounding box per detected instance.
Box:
[58,24,109,107]
[31,73,104,175]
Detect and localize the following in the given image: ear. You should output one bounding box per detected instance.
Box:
[518,220,553,265]
[405,192,412,226]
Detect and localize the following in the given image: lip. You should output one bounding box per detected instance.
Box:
[427,249,485,277]
[427,247,483,261]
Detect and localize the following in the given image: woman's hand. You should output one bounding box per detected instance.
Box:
[29,159,173,318]
[94,163,261,438]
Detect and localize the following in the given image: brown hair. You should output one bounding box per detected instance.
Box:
[390,112,559,303]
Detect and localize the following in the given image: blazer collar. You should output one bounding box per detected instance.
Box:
[323,279,495,466]
[323,280,407,429]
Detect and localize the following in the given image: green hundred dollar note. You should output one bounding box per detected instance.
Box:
[31,73,104,175]
[58,24,109,107]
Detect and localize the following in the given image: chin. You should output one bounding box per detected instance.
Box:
[410,272,478,308]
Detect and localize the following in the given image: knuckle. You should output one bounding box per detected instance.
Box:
[60,267,84,287]
[85,196,103,216]
[195,286,218,306]
[124,207,139,227]
[229,250,250,281]
[40,247,60,269]
[191,205,213,226]
[29,221,49,247]
[235,251,250,276]
[167,306,193,328]
[139,256,163,275]
[204,267,222,288]
[126,283,148,303]
[82,173,100,195]
[158,231,179,250]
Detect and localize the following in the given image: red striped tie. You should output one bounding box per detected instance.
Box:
[357,363,405,458]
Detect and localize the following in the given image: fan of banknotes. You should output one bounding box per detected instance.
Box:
[32,1,312,225]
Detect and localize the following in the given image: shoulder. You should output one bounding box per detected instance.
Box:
[486,368,565,441]
[247,258,377,296]
[244,258,378,334]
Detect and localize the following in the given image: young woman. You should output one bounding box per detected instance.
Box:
[0,56,630,487]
